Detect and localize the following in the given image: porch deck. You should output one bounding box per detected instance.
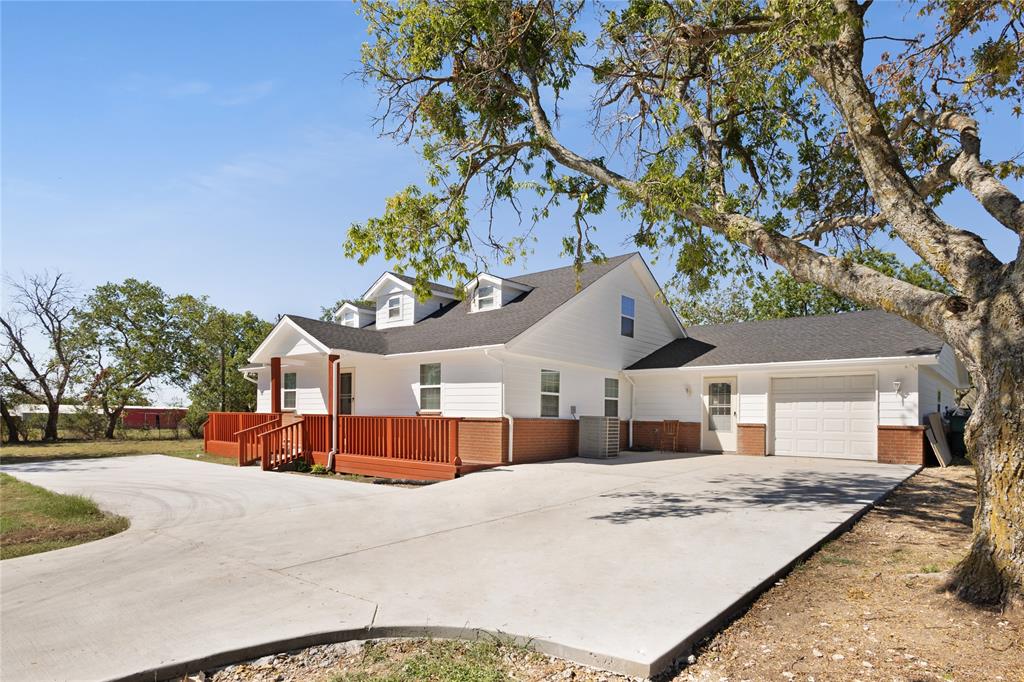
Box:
[203,412,504,480]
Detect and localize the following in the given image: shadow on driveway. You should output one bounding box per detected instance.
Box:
[591,469,908,524]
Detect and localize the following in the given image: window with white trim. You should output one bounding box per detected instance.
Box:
[282,372,297,410]
[540,369,560,418]
[620,295,635,338]
[387,296,401,320]
[419,363,441,411]
[604,378,619,418]
[342,311,355,326]
[475,284,496,311]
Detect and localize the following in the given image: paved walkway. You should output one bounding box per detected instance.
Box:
[0,453,917,681]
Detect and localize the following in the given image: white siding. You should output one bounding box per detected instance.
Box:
[254,362,329,415]
[737,372,769,424]
[508,257,681,370]
[375,287,414,328]
[503,355,632,419]
[627,361,923,436]
[256,373,271,412]
[631,373,700,421]
[919,366,958,420]
[877,364,918,426]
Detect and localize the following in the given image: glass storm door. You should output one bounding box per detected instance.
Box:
[338,372,354,415]
[703,377,737,451]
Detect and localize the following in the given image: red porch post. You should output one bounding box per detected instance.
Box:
[270,357,281,413]
[326,354,339,414]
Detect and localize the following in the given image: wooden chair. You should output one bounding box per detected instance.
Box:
[660,420,679,452]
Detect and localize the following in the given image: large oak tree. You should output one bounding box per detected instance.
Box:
[350,0,1023,603]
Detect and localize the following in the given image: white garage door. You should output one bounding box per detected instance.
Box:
[772,375,877,460]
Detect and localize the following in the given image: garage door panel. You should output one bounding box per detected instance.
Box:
[772,375,877,461]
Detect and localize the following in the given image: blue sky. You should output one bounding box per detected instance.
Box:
[3,0,1022,327]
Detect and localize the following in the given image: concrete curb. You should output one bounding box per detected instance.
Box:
[111,625,650,682]
[110,466,921,682]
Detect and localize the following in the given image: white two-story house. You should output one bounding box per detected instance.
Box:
[204,253,967,480]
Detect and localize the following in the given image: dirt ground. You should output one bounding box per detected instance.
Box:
[196,463,1021,682]
[678,463,1022,682]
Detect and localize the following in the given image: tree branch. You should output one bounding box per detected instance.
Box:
[931,111,1024,235]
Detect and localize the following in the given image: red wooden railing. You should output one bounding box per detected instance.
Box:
[259,419,308,471]
[336,415,461,465]
[204,412,278,453]
[235,416,282,466]
[206,412,463,472]
[302,414,332,456]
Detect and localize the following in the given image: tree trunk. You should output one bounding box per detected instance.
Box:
[104,407,124,439]
[219,346,226,413]
[0,398,21,444]
[948,343,1024,605]
[42,404,59,441]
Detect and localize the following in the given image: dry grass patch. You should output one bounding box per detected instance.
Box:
[0,473,128,559]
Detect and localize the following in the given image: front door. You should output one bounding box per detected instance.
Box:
[338,371,354,415]
[703,377,737,452]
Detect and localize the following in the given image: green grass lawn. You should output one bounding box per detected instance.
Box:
[0,473,129,559]
[0,438,234,466]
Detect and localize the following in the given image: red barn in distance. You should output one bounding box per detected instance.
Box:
[120,406,188,430]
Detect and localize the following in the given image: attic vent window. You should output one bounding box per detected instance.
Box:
[387,296,401,320]
[476,285,496,310]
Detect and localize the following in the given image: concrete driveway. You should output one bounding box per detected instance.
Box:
[1,453,917,681]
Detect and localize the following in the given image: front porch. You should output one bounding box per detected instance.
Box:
[203,412,507,480]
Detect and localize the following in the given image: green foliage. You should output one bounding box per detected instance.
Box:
[171,295,272,414]
[750,249,952,320]
[74,279,179,432]
[352,0,1020,307]
[310,463,329,475]
[675,278,752,326]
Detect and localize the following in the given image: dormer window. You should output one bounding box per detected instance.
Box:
[475,285,496,311]
[387,296,401,320]
[343,311,355,326]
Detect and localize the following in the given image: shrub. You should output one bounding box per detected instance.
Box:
[293,459,311,473]
[180,406,208,438]
[310,464,328,475]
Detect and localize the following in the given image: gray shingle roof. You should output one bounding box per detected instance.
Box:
[288,254,637,355]
[627,309,944,370]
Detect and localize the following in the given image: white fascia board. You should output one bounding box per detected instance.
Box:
[361,272,412,299]
[623,353,939,375]
[362,272,456,301]
[248,316,331,362]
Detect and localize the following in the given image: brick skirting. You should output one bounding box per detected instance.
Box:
[736,423,767,456]
[877,425,928,465]
[458,418,508,464]
[631,420,701,452]
[512,418,579,462]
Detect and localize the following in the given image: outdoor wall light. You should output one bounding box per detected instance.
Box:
[892,379,902,394]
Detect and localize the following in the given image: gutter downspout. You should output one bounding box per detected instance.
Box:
[328,355,344,471]
[621,372,636,448]
[484,349,514,464]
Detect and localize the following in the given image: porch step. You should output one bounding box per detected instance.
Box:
[333,453,458,481]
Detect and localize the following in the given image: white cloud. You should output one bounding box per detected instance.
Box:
[216,80,276,106]
[165,80,213,98]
